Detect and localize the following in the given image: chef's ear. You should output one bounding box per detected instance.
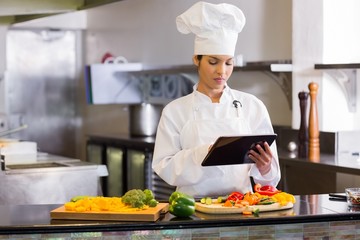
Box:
[193,55,200,67]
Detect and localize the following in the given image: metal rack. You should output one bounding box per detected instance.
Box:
[315,63,360,112]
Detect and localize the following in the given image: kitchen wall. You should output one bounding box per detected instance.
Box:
[83,0,293,133]
[292,0,360,131]
[2,0,292,160]
[0,26,7,131]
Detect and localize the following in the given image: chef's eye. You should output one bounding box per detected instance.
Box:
[226,60,234,66]
[209,60,218,65]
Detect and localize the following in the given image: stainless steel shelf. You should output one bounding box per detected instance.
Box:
[87,59,293,108]
[315,63,360,69]
[315,63,359,112]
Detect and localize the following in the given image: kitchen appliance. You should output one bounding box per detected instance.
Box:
[0,153,108,205]
[5,29,80,158]
[129,103,163,137]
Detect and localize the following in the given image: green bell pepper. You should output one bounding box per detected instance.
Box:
[168,191,195,218]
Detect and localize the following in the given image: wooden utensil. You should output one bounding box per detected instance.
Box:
[195,202,293,214]
[308,82,320,161]
[50,203,169,222]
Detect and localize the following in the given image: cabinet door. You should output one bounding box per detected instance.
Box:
[127,150,145,190]
[86,144,106,195]
[107,147,124,197]
[86,144,103,165]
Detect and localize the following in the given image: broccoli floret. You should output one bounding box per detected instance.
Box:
[148,198,159,207]
[121,189,147,208]
[143,189,155,204]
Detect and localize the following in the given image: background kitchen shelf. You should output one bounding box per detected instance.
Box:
[241,60,292,109]
[314,63,360,69]
[315,63,360,112]
[133,60,293,74]
[86,60,293,108]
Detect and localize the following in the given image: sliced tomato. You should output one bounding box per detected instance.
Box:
[254,183,281,196]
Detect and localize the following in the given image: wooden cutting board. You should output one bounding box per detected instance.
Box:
[50,203,169,222]
[195,202,293,214]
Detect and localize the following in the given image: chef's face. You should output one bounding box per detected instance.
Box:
[194,55,234,91]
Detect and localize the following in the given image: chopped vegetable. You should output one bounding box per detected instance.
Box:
[143,189,155,204]
[254,184,281,196]
[223,199,234,207]
[217,195,228,203]
[200,197,212,205]
[121,189,158,208]
[168,191,195,218]
[271,192,296,206]
[121,189,146,208]
[253,208,260,217]
[70,195,93,202]
[240,200,249,206]
[243,192,260,205]
[257,197,276,205]
[242,211,252,215]
[226,191,244,202]
[65,196,143,212]
[148,198,159,207]
[204,197,212,205]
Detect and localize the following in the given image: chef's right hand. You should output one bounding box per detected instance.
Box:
[248,141,273,175]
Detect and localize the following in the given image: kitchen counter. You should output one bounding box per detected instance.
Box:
[278,149,360,195]
[0,194,360,238]
[279,149,360,175]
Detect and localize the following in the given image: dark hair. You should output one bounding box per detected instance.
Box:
[196,55,203,67]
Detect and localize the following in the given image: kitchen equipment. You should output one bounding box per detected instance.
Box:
[308,82,320,161]
[298,91,309,158]
[50,203,169,222]
[129,103,163,137]
[0,141,37,164]
[6,29,79,158]
[0,154,108,205]
[195,202,293,214]
[0,124,28,137]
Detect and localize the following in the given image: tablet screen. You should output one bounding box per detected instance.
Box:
[201,134,277,166]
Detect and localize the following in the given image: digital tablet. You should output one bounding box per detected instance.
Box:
[201,134,277,166]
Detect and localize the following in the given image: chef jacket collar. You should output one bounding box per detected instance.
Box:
[193,83,231,103]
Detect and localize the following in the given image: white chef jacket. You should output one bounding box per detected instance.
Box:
[152,84,280,197]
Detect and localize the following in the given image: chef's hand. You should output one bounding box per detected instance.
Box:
[248,141,273,175]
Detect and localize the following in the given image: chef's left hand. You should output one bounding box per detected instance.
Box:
[248,142,272,175]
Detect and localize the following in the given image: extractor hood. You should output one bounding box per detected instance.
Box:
[0,0,123,25]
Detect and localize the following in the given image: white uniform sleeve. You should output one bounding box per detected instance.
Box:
[247,98,281,187]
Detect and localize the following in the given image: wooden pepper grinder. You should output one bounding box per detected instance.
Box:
[298,91,309,158]
[308,82,320,161]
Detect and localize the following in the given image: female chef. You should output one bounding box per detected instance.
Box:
[152,1,281,198]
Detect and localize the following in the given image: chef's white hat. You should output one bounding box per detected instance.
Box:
[176,1,246,56]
